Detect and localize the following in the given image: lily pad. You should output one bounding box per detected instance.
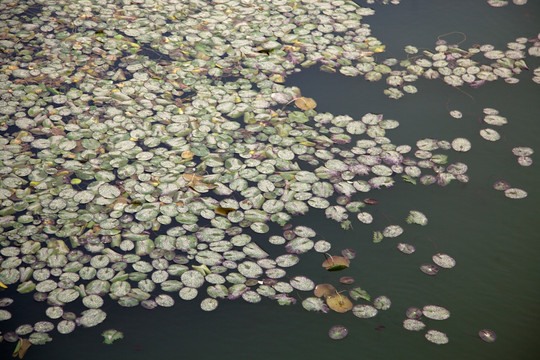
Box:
[420,264,439,275]
[326,293,353,313]
[403,319,426,331]
[328,325,348,340]
[322,256,350,271]
[425,330,449,345]
[432,253,456,269]
[397,243,416,254]
[294,97,317,111]
[406,210,428,226]
[478,329,497,343]
[352,304,378,318]
[504,188,527,199]
[422,305,450,320]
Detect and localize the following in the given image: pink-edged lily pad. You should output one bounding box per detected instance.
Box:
[420,264,439,275]
[479,329,497,343]
[406,307,423,319]
[493,181,511,191]
[339,276,355,285]
[329,325,348,340]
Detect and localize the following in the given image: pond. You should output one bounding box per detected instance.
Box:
[0,1,539,359]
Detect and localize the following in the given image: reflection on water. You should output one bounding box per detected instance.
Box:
[1,1,539,360]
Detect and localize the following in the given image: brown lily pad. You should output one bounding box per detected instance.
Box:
[12,338,31,359]
[314,284,337,298]
[322,256,350,271]
[326,293,353,313]
[294,97,317,111]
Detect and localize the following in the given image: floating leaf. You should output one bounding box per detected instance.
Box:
[406,210,428,226]
[422,305,450,320]
[420,264,439,275]
[352,304,378,318]
[504,188,527,199]
[294,97,317,111]
[101,329,124,345]
[397,243,416,254]
[78,309,107,328]
[451,138,471,152]
[326,293,353,313]
[302,297,328,313]
[373,231,384,243]
[349,287,371,302]
[322,255,350,271]
[432,253,456,269]
[483,115,507,126]
[493,180,511,191]
[12,338,31,359]
[403,319,426,331]
[382,225,403,238]
[511,147,533,157]
[480,128,501,141]
[449,110,462,119]
[290,276,315,291]
[478,329,497,343]
[339,277,355,285]
[314,284,337,298]
[373,296,391,310]
[406,307,423,319]
[425,330,449,345]
[328,325,348,340]
[341,249,356,260]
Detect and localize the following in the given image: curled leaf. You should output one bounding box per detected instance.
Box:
[322,255,350,271]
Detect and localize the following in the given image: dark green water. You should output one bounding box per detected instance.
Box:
[1,1,539,360]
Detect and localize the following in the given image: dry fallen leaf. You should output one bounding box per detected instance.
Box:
[294,96,317,111]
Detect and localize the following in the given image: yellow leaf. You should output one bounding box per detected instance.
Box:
[374,45,386,53]
[294,97,317,111]
[215,207,236,216]
[326,293,353,313]
[0,281,7,289]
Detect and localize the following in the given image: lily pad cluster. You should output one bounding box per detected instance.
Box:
[402,305,450,344]
[0,0,535,353]
[337,31,540,98]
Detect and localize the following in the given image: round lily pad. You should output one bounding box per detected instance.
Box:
[352,304,378,318]
[328,325,348,340]
[504,188,527,199]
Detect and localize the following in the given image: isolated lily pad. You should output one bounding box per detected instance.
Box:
[478,329,497,343]
[328,325,348,340]
[425,330,449,344]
